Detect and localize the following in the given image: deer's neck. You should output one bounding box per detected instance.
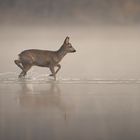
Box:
[56,46,67,61]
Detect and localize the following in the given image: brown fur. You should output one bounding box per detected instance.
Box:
[14,36,76,80]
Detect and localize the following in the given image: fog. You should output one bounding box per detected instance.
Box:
[0,24,140,80]
[0,0,140,80]
[1,1,140,140]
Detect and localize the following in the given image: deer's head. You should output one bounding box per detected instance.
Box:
[62,36,76,53]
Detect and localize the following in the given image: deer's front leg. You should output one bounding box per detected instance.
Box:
[55,64,61,75]
[49,65,56,80]
[49,64,61,77]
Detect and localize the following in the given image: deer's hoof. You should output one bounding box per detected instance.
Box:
[49,74,53,76]
[18,74,25,78]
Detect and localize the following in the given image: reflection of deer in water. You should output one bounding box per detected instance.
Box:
[18,81,71,120]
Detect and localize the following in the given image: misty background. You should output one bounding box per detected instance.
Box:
[1,1,140,140]
[0,0,140,25]
[0,0,140,79]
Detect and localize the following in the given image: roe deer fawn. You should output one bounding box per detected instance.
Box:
[14,36,76,80]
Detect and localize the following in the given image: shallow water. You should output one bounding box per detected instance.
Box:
[0,78,140,140]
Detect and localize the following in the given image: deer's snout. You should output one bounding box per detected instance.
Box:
[71,46,76,53]
[73,49,76,52]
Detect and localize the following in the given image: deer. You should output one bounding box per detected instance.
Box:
[14,36,76,80]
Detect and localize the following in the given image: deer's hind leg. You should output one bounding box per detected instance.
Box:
[14,59,25,78]
[19,63,32,78]
[15,55,33,78]
[14,59,24,71]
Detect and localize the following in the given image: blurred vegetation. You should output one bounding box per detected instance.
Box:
[0,0,140,24]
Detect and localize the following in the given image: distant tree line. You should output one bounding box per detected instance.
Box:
[0,0,140,23]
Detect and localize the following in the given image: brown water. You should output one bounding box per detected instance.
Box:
[0,25,140,140]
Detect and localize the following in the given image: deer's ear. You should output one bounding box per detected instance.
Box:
[64,36,69,44]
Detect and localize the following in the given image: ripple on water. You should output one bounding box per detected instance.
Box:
[0,72,140,84]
